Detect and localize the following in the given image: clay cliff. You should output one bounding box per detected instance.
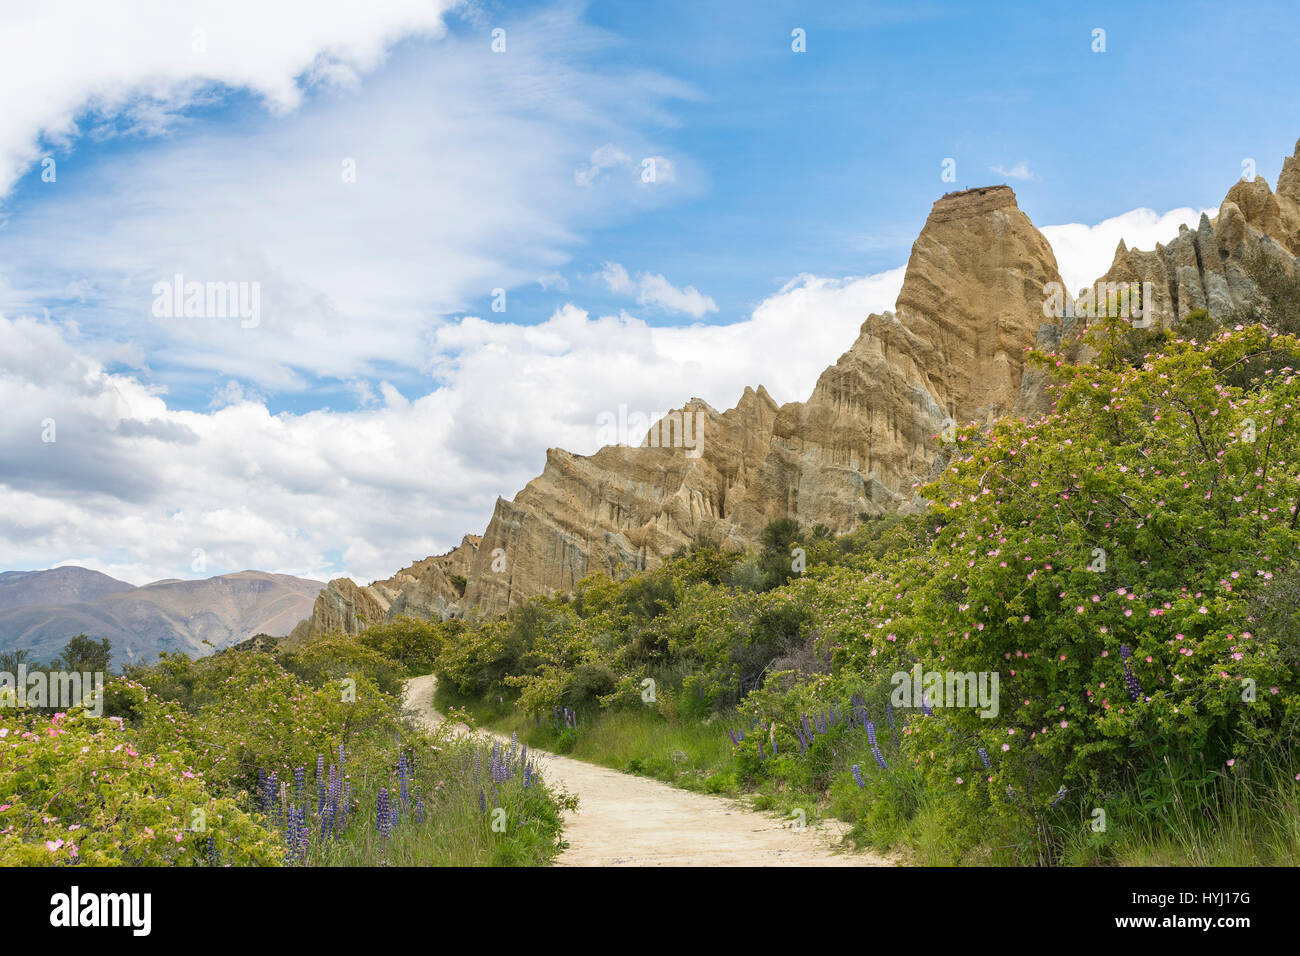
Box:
[1091,138,1300,330]
[298,182,1066,631]
[297,140,1300,635]
[288,536,479,641]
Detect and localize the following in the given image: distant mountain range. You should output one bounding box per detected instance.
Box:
[0,566,323,667]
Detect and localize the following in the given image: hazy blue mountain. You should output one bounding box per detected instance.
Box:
[0,568,323,667]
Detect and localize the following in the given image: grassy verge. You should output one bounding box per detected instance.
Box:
[436,681,1300,866]
[297,731,567,867]
[436,682,839,827]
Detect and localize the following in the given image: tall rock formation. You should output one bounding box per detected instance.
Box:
[297,183,1066,633]
[1090,138,1300,330]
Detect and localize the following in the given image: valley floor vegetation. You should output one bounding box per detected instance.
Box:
[0,625,567,866]
[431,302,1300,866]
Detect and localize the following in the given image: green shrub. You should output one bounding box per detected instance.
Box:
[0,709,280,866]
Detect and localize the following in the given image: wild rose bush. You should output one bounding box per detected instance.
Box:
[115,651,401,795]
[0,709,280,866]
[833,321,1300,831]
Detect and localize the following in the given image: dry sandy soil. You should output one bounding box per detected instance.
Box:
[403,674,894,867]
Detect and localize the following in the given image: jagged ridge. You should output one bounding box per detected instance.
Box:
[298,140,1300,634]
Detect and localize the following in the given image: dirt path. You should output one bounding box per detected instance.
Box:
[403,674,894,867]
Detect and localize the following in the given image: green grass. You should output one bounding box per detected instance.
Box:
[1055,762,1300,867]
[436,681,1300,867]
[437,681,851,829]
[298,734,566,866]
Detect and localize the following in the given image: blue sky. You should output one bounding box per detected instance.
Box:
[1,0,1297,584]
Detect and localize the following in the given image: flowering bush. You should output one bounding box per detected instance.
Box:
[0,709,280,866]
[116,651,400,796]
[826,321,1300,839]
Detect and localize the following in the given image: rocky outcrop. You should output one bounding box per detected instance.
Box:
[1089,139,1300,331]
[297,184,1066,633]
[293,141,1300,637]
[291,536,479,639]
[736,187,1067,531]
[459,389,783,617]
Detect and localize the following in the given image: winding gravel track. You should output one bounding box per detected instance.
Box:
[403,674,893,867]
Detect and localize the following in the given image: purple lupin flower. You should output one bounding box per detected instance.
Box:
[852,764,865,788]
[885,702,896,730]
[866,721,888,770]
[801,713,812,738]
[1119,644,1144,700]
[977,747,991,771]
[920,693,933,717]
[376,788,390,836]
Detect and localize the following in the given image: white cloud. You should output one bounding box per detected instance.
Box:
[3,193,1220,587]
[208,379,264,410]
[1041,205,1218,294]
[990,161,1038,182]
[0,7,696,397]
[0,0,463,200]
[0,266,903,584]
[574,143,632,186]
[596,262,719,318]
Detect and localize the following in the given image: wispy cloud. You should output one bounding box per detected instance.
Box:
[0,0,463,201]
[0,6,697,403]
[990,161,1038,182]
[596,262,717,318]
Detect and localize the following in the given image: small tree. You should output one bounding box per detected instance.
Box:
[51,634,113,674]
